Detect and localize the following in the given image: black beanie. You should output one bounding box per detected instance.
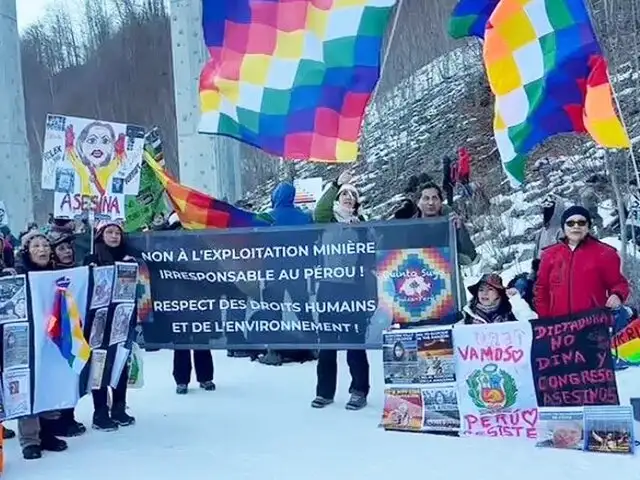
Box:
[561,205,592,227]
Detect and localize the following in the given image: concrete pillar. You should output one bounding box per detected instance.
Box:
[169,0,244,201]
[0,0,34,233]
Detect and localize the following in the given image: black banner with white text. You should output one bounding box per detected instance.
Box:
[127,219,459,350]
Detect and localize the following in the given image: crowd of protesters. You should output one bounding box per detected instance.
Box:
[0,149,635,463]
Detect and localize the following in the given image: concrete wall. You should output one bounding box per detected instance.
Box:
[0,0,33,232]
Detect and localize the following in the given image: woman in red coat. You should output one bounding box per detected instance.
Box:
[534,206,630,318]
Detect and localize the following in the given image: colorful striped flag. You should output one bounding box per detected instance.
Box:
[143,153,269,230]
[198,0,396,163]
[479,0,630,184]
[612,318,640,365]
[448,0,499,39]
[47,286,91,374]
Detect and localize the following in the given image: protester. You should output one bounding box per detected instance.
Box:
[258,182,316,366]
[311,171,372,411]
[506,272,535,310]
[0,232,14,269]
[534,206,630,318]
[161,213,216,394]
[46,230,87,437]
[84,220,136,431]
[464,273,536,324]
[12,230,68,459]
[457,147,473,198]
[531,195,566,282]
[580,177,604,234]
[394,181,476,303]
[442,156,456,206]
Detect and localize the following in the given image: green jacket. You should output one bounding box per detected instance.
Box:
[314,183,366,223]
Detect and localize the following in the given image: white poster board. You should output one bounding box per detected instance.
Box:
[293,177,322,209]
[41,114,145,221]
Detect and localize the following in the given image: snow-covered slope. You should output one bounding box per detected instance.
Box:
[7,351,639,480]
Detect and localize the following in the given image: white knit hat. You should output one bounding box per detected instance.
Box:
[337,183,359,201]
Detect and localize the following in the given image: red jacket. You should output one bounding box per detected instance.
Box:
[457,147,471,180]
[534,236,630,318]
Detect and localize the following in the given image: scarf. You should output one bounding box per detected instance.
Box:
[466,298,515,324]
[333,203,360,224]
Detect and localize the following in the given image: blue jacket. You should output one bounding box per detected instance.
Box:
[268,183,312,226]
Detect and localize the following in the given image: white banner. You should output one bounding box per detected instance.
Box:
[453,322,538,440]
[29,267,90,414]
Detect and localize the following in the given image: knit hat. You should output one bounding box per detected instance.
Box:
[468,273,505,297]
[337,183,359,202]
[561,205,592,227]
[20,229,49,250]
[48,230,75,248]
[95,219,123,236]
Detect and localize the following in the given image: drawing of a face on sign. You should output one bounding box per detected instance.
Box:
[77,122,116,169]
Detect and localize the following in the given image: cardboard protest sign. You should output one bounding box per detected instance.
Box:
[530,309,619,408]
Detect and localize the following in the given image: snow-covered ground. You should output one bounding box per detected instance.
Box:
[6,350,639,480]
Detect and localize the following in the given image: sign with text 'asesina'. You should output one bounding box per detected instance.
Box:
[126,218,459,350]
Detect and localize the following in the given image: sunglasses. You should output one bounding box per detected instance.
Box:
[565,219,588,227]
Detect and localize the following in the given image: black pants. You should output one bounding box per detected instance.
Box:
[93,364,129,412]
[173,350,214,385]
[315,281,370,399]
[316,350,370,399]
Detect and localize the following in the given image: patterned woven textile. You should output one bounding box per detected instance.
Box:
[144,153,269,230]
[450,0,629,185]
[198,0,396,163]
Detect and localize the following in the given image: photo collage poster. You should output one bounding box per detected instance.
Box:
[536,406,634,455]
[83,262,139,392]
[41,114,145,221]
[381,326,459,433]
[0,275,32,420]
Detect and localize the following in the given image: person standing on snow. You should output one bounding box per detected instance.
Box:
[579,180,604,235]
[534,206,630,318]
[160,213,217,395]
[442,156,456,206]
[12,230,68,459]
[311,171,374,411]
[393,181,477,304]
[531,195,566,283]
[258,182,316,366]
[46,230,87,437]
[457,147,473,198]
[84,221,136,431]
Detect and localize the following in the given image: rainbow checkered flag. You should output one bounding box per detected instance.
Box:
[143,152,269,229]
[47,281,91,375]
[198,0,396,163]
[450,0,629,185]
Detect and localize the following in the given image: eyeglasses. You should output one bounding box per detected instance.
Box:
[565,220,588,227]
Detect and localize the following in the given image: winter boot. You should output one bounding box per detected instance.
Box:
[311,396,334,409]
[345,392,367,411]
[111,403,136,427]
[52,410,86,437]
[22,445,42,460]
[259,351,283,366]
[176,384,188,395]
[3,427,15,439]
[199,381,216,391]
[92,409,119,432]
[40,434,68,452]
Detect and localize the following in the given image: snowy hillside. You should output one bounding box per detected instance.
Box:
[7,350,640,480]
